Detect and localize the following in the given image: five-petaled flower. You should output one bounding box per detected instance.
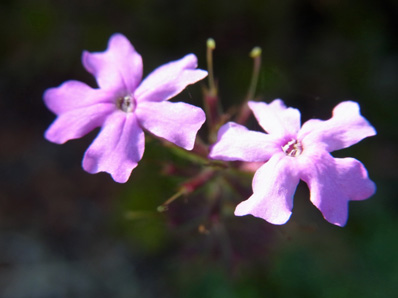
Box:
[44,33,207,183]
[209,99,376,226]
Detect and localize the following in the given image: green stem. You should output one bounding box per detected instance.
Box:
[246,46,262,102]
[206,38,217,96]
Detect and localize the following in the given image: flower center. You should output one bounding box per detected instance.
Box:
[282,139,303,157]
[116,95,136,113]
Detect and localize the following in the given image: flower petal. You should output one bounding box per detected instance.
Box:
[135,100,205,150]
[235,153,300,225]
[299,150,376,226]
[299,101,377,152]
[209,122,279,162]
[82,33,143,92]
[44,80,114,114]
[134,54,207,102]
[45,103,115,144]
[82,112,145,183]
[248,99,301,137]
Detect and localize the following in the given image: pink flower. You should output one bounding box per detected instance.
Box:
[209,99,376,226]
[44,33,207,183]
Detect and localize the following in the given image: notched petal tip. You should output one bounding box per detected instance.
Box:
[43,80,113,115]
[82,33,143,92]
[234,200,292,225]
[247,99,286,111]
[44,127,65,144]
[82,113,145,184]
[215,122,242,139]
[81,50,93,73]
[333,100,360,115]
[43,102,114,145]
[108,32,130,44]
[334,101,377,136]
[301,152,376,227]
[248,99,301,136]
[300,100,377,152]
[135,53,207,103]
[136,101,205,150]
[83,155,137,183]
[180,53,199,68]
[193,69,208,80]
[43,87,58,114]
[233,156,299,225]
[208,122,244,160]
[208,122,276,162]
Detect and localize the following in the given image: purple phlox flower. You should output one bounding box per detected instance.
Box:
[209,99,376,226]
[44,33,207,183]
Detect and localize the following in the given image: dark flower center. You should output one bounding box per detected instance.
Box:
[116,95,136,113]
[282,139,302,157]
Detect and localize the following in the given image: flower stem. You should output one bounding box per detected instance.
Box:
[246,46,262,102]
[157,169,216,212]
[206,38,217,97]
[204,38,223,142]
[236,46,262,124]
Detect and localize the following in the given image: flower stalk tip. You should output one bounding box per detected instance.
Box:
[157,189,187,212]
[236,46,262,124]
[247,46,262,102]
[207,38,216,50]
[249,46,262,58]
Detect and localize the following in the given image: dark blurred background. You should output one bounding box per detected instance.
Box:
[1,0,397,297]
